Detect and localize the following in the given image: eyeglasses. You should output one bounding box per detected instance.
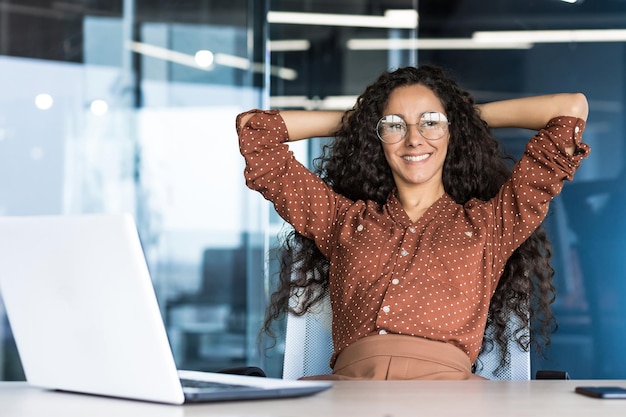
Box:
[376,112,450,143]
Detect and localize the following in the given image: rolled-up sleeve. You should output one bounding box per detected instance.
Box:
[490,116,589,268]
[236,109,352,258]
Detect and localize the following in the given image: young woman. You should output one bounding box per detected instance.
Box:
[236,65,589,380]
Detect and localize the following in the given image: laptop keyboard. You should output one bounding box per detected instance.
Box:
[180,378,257,391]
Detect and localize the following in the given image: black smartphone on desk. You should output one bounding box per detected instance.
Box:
[575,386,626,399]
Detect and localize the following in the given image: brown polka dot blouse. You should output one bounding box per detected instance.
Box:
[236,109,590,367]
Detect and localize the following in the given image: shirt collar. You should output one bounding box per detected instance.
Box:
[386,189,455,227]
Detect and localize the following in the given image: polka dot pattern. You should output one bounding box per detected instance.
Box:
[237,110,589,366]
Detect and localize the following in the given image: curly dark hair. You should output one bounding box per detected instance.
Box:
[263,65,557,377]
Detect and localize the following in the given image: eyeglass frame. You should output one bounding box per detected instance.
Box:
[375,111,451,144]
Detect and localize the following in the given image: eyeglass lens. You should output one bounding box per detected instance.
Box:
[376,112,449,143]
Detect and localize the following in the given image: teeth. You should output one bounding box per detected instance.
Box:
[403,154,429,162]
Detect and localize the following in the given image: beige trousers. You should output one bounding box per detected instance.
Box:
[301,334,482,380]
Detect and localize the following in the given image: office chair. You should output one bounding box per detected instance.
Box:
[282,293,531,380]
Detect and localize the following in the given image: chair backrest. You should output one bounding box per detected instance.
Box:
[282,293,530,380]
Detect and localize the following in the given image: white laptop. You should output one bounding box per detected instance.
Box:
[0,213,331,404]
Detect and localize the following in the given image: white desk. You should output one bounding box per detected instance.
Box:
[2,380,626,417]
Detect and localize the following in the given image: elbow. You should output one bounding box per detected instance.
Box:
[566,93,589,122]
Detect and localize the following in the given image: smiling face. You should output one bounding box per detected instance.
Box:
[380,83,450,197]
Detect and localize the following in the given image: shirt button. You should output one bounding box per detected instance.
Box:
[357,224,364,232]
[408,227,416,234]
[575,126,580,133]
[382,306,390,313]
[379,329,388,335]
[392,278,400,285]
[400,249,409,257]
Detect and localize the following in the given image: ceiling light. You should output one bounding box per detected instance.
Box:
[269,40,311,52]
[347,38,532,50]
[128,41,203,69]
[194,50,215,68]
[127,41,297,81]
[269,95,358,110]
[213,54,298,80]
[90,99,109,116]
[267,9,418,29]
[35,93,54,110]
[473,29,626,44]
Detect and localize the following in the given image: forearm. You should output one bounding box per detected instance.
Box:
[237,109,344,142]
[477,93,589,130]
[280,110,345,141]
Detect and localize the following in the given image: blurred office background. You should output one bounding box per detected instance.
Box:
[0,0,624,380]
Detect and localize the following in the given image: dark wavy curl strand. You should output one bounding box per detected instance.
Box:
[262,65,557,377]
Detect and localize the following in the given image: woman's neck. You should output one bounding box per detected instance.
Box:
[396,184,445,222]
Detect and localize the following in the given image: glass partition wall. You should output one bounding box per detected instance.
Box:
[268,0,626,379]
[0,0,274,379]
[1,0,625,380]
